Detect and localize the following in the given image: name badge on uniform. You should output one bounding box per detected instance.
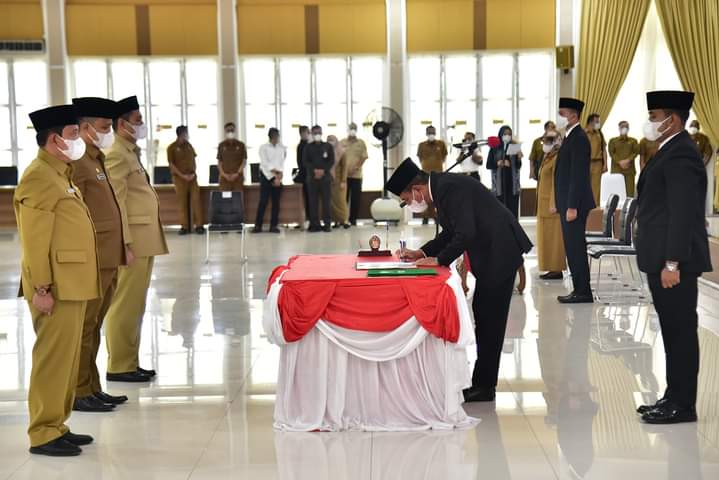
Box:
[323,151,328,159]
[67,187,76,194]
[96,173,107,181]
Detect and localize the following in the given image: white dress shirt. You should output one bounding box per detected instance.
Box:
[565,122,580,137]
[658,131,682,152]
[259,142,287,180]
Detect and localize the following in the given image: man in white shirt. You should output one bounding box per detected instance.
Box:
[253,128,286,233]
[457,131,483,180]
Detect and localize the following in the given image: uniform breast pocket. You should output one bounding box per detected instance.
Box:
[56,250,87,264]
[92,220,115,233]
[128,215,152,225]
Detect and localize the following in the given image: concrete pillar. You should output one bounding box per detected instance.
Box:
[555,0,581,98]
[385,0,409,167]
[217,0,241,138]
[42,0,68,105]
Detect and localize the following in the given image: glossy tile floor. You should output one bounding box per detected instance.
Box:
[0,222,718,479]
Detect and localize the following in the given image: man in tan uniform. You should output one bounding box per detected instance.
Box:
[168,125,204,235]
[16,105,100,456]
[639,137,659,170]
[585,113,607,206]
[416,125,447,224]
[71,97,129,412]
[217,122,247,191]
[608,121,640,196]
[529,121,555,180]
[104,96,169,383]
[340,122,368,226]
[688,120,714,166]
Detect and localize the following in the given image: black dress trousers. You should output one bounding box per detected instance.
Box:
[559,209,592,296]
[255,174,282,228]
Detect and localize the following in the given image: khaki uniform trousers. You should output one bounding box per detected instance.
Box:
[76,268,117,397]
[590,159,603,206]
[173,177,203,229]
[104,256,154,373]
[27,299,86,447]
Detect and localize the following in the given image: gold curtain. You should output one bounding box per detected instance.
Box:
[575,0,651,123]
[654,0,719,209]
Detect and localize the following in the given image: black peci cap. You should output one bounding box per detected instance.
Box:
[29,105,78,132]
[115,96,140,118]
[559,97,585,114]
[385,158,422,196]
[72,97,117,119]
[646,90,694,111]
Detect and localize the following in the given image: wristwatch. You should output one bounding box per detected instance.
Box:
[34,285,51,296]
[665,261,679,272]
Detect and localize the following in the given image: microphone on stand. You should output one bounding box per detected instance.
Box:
[446,136,501,173]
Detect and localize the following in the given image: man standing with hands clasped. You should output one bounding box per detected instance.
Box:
[554,97,596,304]
[387,159,532,403]
[635,91,712,424]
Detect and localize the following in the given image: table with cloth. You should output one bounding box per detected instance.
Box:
[263,254,478,431]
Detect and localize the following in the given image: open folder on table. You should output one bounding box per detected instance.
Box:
[356,261,417,270]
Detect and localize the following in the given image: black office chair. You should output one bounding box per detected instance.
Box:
[209,165,219,184]
[587,198,637,246]
[586,194,620,238]
[153,166,172,184]
[250,163,261,184]
[0,167,18,186]
[205,190,246,264]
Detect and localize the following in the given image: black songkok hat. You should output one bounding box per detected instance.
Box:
[29,105,78,132]
[559,97,585,114]
[115,96,140,118]
[646,90,694,111]
[72,97,117,119]
[386,158,422,196]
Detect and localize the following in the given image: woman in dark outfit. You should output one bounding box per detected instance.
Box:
[487,125,526,292]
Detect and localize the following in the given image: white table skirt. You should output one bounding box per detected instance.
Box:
[264,265,479,432]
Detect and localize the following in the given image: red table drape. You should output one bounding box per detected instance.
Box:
[267,255,460,343]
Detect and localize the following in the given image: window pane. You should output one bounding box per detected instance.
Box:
[149,61,181,106]
[243,59,275,105]
[280,103,311,180]
[0,150,11,166]
[446,101,477,144]
[15,105,39,151]
[151,106,182,167]
[481,55,513,99]
[14,61,47,106]
[409,57,440,101]
[0,107,10,150]
[409,100,441,161]
[111,60,145,103]
[518,99,550,186]
[481,100,512,140]
[316,58,347,104]
[351,57,383,104]
[518,53,551,99]
[317,103,346,139]
[0,62,8,104]
[73,60,108,98]
[446,55,477,101]
[279,59,310,104]
[187,105,219,185]
[186,59,217,105]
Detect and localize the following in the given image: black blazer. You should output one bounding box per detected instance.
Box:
[636,131,712,274]
[555,125,595,214]
[421,173,533,285]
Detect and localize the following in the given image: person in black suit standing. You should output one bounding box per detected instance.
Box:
[634,90,712,425]
[386,159,533,403]
[554,97,596,303]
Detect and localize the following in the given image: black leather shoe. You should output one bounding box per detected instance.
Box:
[73,395,115,412]
[422,218,429,225]
[269,227,281,234]
[252,227,263,233]
[106,371,151,382]
[322,226,332,232]
[343,223,351,229]
[137,366,156,377]
[94,391,128,405]
[308,226,322,232]
[637,397,669,415]
[641,403,697,424]
[61,431,94,446]
[30,438,82,457]
[557,292,594,304]
[463,386,496,402]
[540,271,563,280]
[194,226,206,234]
[178,228,189,236]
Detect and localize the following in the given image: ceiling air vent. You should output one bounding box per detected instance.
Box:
[0,40,45,54]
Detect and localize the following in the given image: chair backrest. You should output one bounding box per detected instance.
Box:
[600,173,627,205]
[208,190,244,226]
[601,194,620,237]
[209,165,219,184]
[250,163,261,183]
[0,166,18,186]
[153,166,172,184]
[617,197,638,244]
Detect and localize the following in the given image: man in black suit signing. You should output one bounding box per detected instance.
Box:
[555,97,596,304]
[635,90,712,424]
[387,159,533,403]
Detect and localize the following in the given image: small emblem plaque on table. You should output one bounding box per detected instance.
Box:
[357,234,392,257]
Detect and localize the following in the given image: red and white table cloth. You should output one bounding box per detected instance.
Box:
[263,254,478,431]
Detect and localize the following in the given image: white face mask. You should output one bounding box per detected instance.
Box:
[688,126,698,135]
[313,134,322,143]
[542,143,554,153]
[92,127,115,149]
[502,134,512,144]
[61,136,87,161]
[225,131,235,139]
[427,134,436,142]
[348,129,357,137]
[642,116,671,142]
[125,121,147,140]
[556,115,569,130]
[594,122,601,130]
[407,189,428,214]
[619,127,629,136]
